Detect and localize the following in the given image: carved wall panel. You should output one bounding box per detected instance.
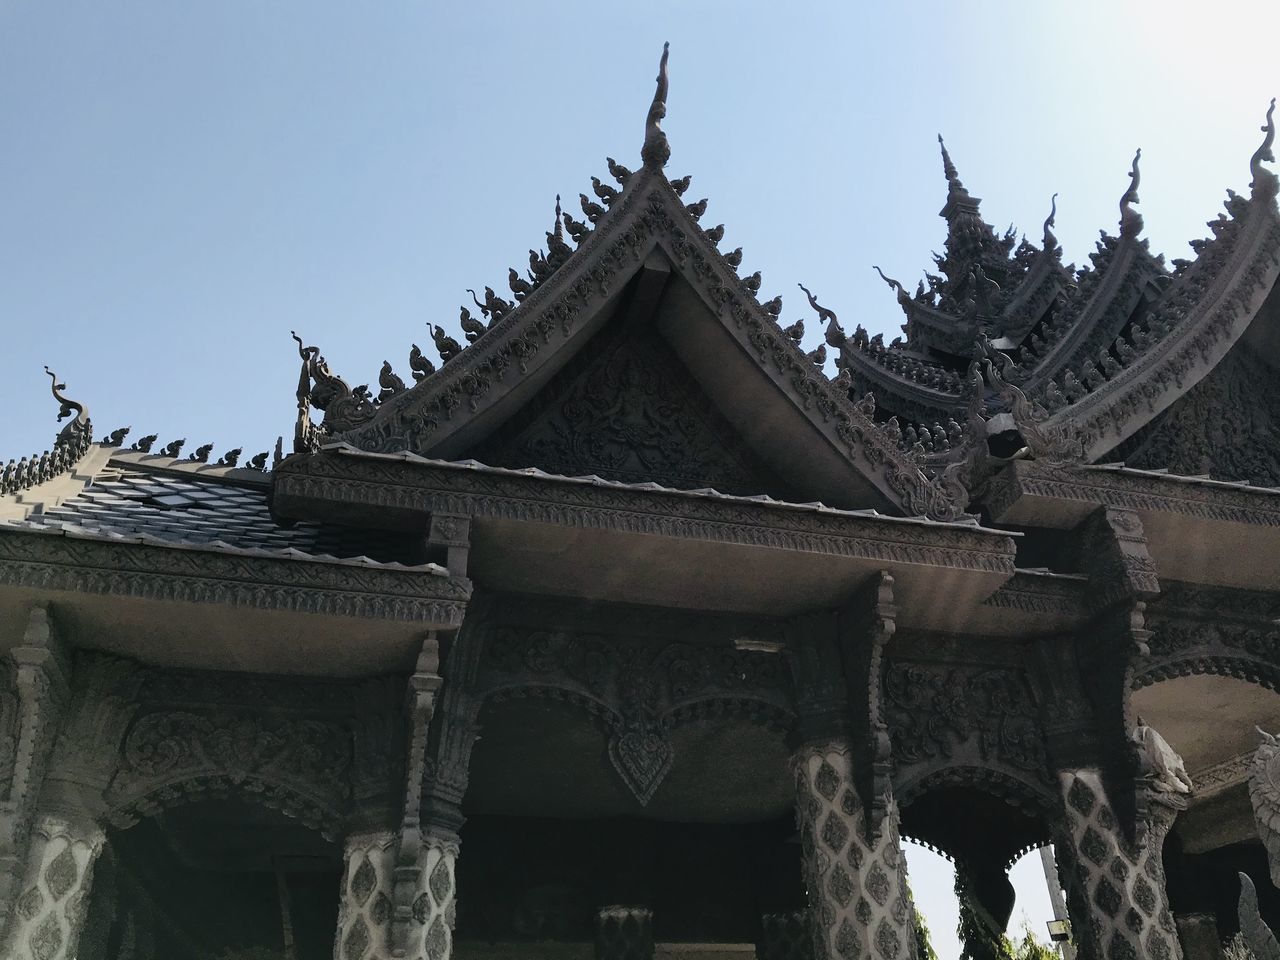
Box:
[1114,343,1280,486]
[1140,584,1280,690]
[473,318,789,497]
[476,623,794,806]
[0,661,18,801]
[882,657,1052,808]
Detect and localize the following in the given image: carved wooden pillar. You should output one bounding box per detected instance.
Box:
[335,829,396,960]
[789,573,916,960]
[595,905,654,960]
[758,908,813,960]
[1052,770,1184,960]
[0,607,71,933]
[0,812,105,960]
[793,743,916,960]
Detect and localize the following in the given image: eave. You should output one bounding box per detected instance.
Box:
[272,446,1016,628]
[985,459,1280,592]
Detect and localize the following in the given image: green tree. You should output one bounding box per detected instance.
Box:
[906,879,939,960]
[1010,925,1059,960]
[956,867,1014,960]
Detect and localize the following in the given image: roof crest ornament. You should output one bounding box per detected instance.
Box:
[44,366,90,440]
[798,283,845,352]
[873,266,913,315]
[1043,193,1059,249]
[1250,97,1277,197]
[1119,148,1144,239]
[641,42,671,169]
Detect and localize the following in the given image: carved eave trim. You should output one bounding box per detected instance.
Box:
[1022,238,1159,393]
[903,301,978,356]
[332,169,965,520]
[841,345,966,418]
[981,569,1089,619]
[997,252,1071,343]
[1188,750,1252,799]
[272,450,1017,574]
[1046,198,1280,458]
[986,459,1280,530]
[0,526,471,625]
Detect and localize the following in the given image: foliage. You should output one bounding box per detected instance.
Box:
[1010,925,1059,960]
[956,867,1015,960]
[906,878,939,960]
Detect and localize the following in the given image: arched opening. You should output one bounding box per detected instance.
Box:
[1133,673,1280,941]
[899,773,1056,958]
[81,797,341,960]
[455,695,802,959]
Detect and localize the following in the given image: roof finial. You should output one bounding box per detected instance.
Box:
[43,365,91,442]
[1119,148,1144,239]
[641,42,671,169]
[873,265,912,314]
[1250,97,1277,196]
[1042,193,1059,249]
[938,134,965,194]
[554,194,564,240]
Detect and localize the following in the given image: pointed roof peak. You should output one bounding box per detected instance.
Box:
[641,42,671,169]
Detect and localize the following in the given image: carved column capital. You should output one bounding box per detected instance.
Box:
[595,905,654,960]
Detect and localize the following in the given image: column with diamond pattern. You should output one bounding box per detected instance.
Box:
[793,743,917,960]
[1053,770,1184,960]
[0,814,105,960]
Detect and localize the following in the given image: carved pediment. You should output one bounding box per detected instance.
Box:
[472,317,790,497]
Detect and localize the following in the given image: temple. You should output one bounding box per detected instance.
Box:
[1,44,1278,960]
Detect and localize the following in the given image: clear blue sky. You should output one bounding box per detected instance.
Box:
[2,0,1276,952]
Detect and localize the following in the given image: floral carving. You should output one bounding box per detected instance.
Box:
[481,626,793,805]
[883,660,1047,788]
[107,709,352,835]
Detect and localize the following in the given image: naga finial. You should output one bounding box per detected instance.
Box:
[43,366,90,445]
[641,42,671,169]
[1119,148,1144,239]
[1043,193,1059,249]
[43,366,85,424]
[1250,97,1277,196]
[873,265,912,313]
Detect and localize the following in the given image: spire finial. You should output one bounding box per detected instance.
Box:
[554,194,564,240]
[1250,97,1277,196]
[641,42,671,169]
[1119,148,1144,239]
[938,134,964,192]
[1043,193,1059,249]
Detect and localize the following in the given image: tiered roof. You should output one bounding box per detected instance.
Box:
[5,51,1279,529]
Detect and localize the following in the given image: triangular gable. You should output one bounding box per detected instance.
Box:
[471,309,794,498]
[316,167,965,520]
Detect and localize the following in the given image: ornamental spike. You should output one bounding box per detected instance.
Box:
[938,134,965,195]
[1119,148,1144,239]
[1250,97,1277,196]
[641,42,671,169]
[1043,193,1059,249]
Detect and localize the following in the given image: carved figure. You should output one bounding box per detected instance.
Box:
[606,156,632,186]
[1250,728,1280,888]
[432,325,463,364]
[378,361,406,403]
[669,174,691,196]
[1238,873,1280,960]
[1133,720,1192,795]
[408,343,436,382]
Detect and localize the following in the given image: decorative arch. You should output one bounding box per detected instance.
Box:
[1137,614,1280,692]
[103,709,353,840]
[897,765,1055,871]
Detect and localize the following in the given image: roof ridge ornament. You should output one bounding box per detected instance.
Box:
[1250,97,1277,198]
[641,42,671,169]
[1043,193,1059,250]
[1119,148,1144,239]
[873,266,912,316]
[44,366,90,440]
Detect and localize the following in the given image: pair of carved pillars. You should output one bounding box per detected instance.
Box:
[789,574,918,960]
